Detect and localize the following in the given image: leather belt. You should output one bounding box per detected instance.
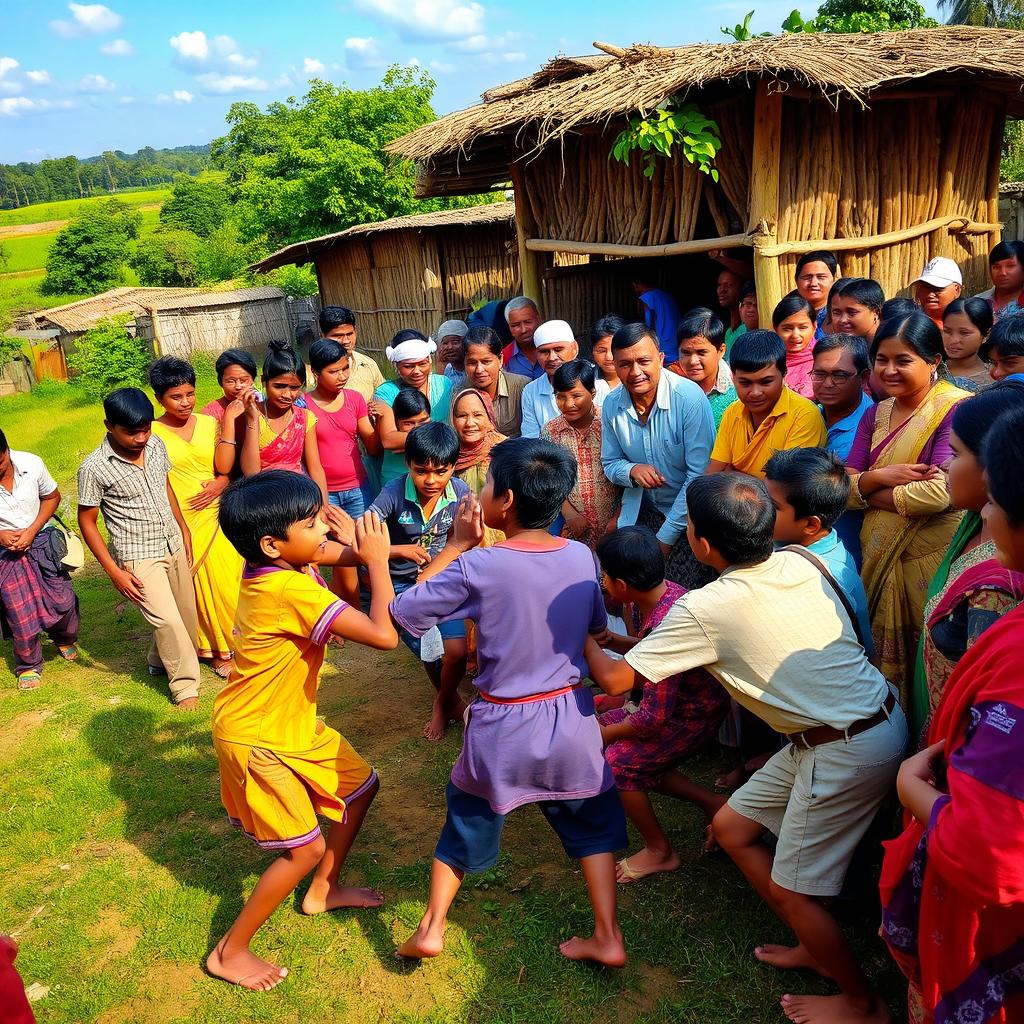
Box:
[785,691,897,749]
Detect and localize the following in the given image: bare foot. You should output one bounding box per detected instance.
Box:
[211,659,232,679]
[444,696,467,724]
[755,943,832,978]
[206,943,287,992]
[703,823,720,855]
[176,696,199,711]
[301,882,384,914]
[780,992,891,1024]
[423,700,447,742]
[715,765,748,790]
[615,848,681,884]
[396,922,445,959]
[558,931,627,968]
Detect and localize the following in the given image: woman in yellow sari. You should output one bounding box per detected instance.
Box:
[450,388,506,546]
[846,313,971,704]
[150,357,243,677]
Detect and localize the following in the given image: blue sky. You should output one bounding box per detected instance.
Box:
[1,0,945,163]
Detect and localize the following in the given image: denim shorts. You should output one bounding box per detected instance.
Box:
[392,577,466,660]
[328,484,375,519]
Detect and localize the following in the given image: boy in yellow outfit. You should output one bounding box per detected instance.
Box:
[209,470,398,991]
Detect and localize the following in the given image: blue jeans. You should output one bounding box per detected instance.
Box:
[328,484,375,518]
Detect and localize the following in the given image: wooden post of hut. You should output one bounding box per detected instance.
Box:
[749,82,784,328]
[511,161,546,315]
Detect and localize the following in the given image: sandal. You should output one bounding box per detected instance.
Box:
[17,671,41,690]
[56,643,78,661]
[212,660,233,679]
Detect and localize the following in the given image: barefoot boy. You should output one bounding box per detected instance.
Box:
[391,438,628,966]
[208,471,397,991]
[585,473,906,1022]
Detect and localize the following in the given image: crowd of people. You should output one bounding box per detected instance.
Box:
[2,241,1024,1024]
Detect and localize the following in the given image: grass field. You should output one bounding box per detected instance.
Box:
[0,189,171,228]
[0,378,908,1024]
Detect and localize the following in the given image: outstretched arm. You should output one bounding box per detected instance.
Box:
[585,635,638,695]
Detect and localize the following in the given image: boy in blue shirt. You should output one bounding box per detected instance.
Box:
[764,448,875,659]
[369,422,470,740]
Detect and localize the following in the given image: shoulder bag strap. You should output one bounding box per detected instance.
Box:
[783,544,867,650]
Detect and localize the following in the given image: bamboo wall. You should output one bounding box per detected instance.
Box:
[316,223,518,364]
[135,298,292,358]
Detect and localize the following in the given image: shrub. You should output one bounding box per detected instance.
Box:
[42,201,142,295]
[67,315,150,402]
[132,228,202,286]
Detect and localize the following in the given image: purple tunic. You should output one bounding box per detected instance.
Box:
[390,538,613,813]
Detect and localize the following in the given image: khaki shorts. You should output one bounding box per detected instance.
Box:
[728,701,907,896]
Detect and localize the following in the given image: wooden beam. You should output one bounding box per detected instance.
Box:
[525,231,754,259]
[592,40,626,56]
[749,81,784,328]
[510,160,545,315]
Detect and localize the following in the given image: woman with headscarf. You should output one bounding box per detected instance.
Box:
[449,387,506,546]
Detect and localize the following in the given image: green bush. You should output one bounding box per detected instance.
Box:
[132,228,202,286]
[159,173,231,238]
[42,200,142,295]
[257,264,319,296]
[67,315,150,402]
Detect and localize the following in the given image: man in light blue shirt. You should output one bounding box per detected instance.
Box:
[601,324,714,563]
[502,297,545,381]
[520,320,610,437]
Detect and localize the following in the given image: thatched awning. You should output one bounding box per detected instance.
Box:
[388,27,1024,197]
[248,201,515,273]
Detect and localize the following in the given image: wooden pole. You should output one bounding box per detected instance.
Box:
[749,82,784,328]
[525,230,754,259]
[510,160,545,316]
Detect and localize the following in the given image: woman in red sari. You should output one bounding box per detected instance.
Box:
[880,399,1024,1024]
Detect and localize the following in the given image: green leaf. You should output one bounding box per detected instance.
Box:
[711,168,720,182]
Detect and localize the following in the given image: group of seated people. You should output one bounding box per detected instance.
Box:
[2,238,1023,1023]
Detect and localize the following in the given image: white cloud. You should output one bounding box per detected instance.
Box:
[100,38,134,56]
[0,96,37,115]
[170,31,258,71]
[196,72,268,94]
[429,59,455,73]
[353,0,484,41]
[344,36,386,70]
[119,95,135,104]
[51,3,123,38]
[26,69,52,84]
[273,73,293,87]
[78,72,115,92]
[0,57,19,78]
[303,57,324,74]
[155,89,194,104]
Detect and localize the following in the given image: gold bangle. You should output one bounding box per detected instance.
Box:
[849,473,869,510]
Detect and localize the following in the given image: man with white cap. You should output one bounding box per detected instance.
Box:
[519,320,610,438]
[913,257,963,326]
[435,319,469,387]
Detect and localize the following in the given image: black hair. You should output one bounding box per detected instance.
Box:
[404,421,459,468]
[984,404,1024,526]
[393,388,431,421]
[596,526,664,591]
[772,293,816,329]
[262,338,306,385]
[148,355,196,397]
[103,387,154,429]
[462,325,503,358]
[218,470,323,564]
[764,448,850,531]
[870,312,945,364]
[796,250,839,278]
[686,473,775,565]
[989,239,1024,268]
[611,321,659,353]
[589,315,627,346]
[880,297,919,322]
[729,329,787,375]
[308,337,350,373]
[834,277,885,314]
[676,307,725,348]
[826,276,851,309]
[488,437,576,530]
[740,281,757,299]
[942,296,993,338]
[812,333,871,374]
[215,348,257,384]
[0,428,9,454]
[553,359,597,393]
[952,380,1024,458]
[980,315,1024,362]
[390,328,428,347]
[319,305,356,333]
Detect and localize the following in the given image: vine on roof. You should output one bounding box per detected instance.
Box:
[610,102,722,181]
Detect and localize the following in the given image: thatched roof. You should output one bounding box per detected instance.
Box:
[25,285,284,333]
[388,27,1024,196]
[249,201,515,273]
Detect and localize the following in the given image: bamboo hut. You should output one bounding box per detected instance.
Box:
[387,28,1024,334]
[999,182,1024,242]
[249,203,519,362]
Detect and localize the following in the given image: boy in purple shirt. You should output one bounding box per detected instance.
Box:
[391,438,628,967]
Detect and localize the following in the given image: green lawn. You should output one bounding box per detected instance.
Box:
[0,189,171,227]
[0,380,908,1023]
[0,271,86,333]
[1,231,57,274]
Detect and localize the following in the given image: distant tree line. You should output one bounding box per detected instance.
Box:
[0,145,212,210]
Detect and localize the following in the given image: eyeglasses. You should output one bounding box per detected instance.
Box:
[809,370,857,384]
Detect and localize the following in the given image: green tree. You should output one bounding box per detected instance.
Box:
[937,0,1023,25]
[42,201,142,295]
[195,220,266,282]
[212,66,491,247]
[67,315,150,401]
[812,0,938,31]
[159,174,231,237]
[131,228,203,286]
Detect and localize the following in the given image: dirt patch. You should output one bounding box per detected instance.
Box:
[87,906,143,973]
[95,959,204,1024]
[0,708,54,762]
[0,220,66,239]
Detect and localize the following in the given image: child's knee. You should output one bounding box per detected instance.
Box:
[291,834,327,864]
[711,805,750,850]
[442,638,467,662]
[767,877,807,912]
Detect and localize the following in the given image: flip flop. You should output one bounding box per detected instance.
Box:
[56,643,78,661]
[212,660,233,679]
[615,855,680,884]
[17,671,41,690]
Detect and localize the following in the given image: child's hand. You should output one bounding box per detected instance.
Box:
[243,389,261,421]
[368,399,387,423]
[450,492,484,553]
[224,398,246,423]
[394,543,432,566]
[589,626,614,647]
[352,512,391,566]
[323,504,355,546]
[898,739,946,788]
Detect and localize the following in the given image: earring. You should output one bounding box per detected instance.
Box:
[930,368,939,384]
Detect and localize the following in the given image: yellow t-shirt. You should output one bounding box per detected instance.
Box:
[710,386,827,477]
[212,565,347,755]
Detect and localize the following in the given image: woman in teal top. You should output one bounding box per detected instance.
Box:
[370,330,454,485]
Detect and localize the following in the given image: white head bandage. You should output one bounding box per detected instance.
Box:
[532,319,575,349]
[386,337,437,364]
